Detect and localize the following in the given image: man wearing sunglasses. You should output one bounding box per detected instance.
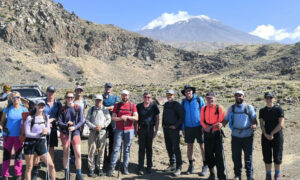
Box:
[162,90,185,177]
[136,92,160,175]
[224,91,257,180]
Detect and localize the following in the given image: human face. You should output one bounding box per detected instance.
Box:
[105,87,112,94]
[265,97,275,107]
[185,89,193,99]
[46,91,56,99]
[121,93,129,102]
[206,96,216,105]
[11,95,21,105]
[65,93,75,104]
[36,103,45,113]
[75,89,83,96]
[166,93,174,102]
[143,94,152,104]
[234,94,244,104]
[95,99,103,107]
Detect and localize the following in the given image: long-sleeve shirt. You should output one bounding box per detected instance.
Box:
[58,105,84,135]
[162,101,185,130]
[25,115,50,139]
[85,105,111,129]
[200,104,225,132]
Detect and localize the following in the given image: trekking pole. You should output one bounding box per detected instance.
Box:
[220,129,229,180]
[46,131,51,180]
[66,126,72,180]
[118,119,126,178]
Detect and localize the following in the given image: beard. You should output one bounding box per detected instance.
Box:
[236,98,244,104]
[122,98,128,102]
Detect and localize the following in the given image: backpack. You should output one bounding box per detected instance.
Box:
[20,112,48,143]
[182,96,202,108]
[203,104,220,126]
[231,104,251,129]
[82,106,96,138]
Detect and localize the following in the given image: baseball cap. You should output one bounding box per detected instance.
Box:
[264,92,274,98]
[94,94,103,100]
[234,90,245,96]
[206,92,216,98]
[121,90,130,95]
[105,83,113,88]
[35,99,46,106]
[46,86,56,92]
[75,85,83,91]
[166,89,175,95]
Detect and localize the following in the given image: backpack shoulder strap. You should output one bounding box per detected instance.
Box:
[74,104,80,112]
[30,115,36,130]
[215,104,219,115]
[244,104,249,115]
[116,102,122,115]
[197,96,201,105]
[181,99,185,106]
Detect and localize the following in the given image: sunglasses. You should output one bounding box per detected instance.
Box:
[144,96,151,99]
[38,104,45,108]
[66,96,74,99]
[166,93,173,96]
[12,96,21,100]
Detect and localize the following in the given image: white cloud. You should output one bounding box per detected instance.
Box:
[250,24,300,42]
[141,11,213,30]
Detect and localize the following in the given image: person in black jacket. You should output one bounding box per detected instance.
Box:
[136,92,160,175]
[162,89,185,177]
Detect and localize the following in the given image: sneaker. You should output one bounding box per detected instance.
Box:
[234,176,242,180]
[146,167,152,174]
[173,168,181,177]
[199,165,208,176]
[138,168,144,175]
[75,174,84,180]
[32,167,39,180]
[164,164,176,172]
[88,169,95,177]
[274,174,280,180]
[123,167,129,175]
[107,169,115,177]
[207,173,216,180]
[265,174,272,180]
[97,169,104,176]
[186,164,194,175]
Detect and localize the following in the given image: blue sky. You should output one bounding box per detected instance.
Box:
[53,0,300,43]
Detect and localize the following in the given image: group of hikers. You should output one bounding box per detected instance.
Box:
[0,83,284,180]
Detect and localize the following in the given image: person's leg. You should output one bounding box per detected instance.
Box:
[232,136,242,178]
[171,129,182,169]
[163,128,175,165]
[72,136,82,173]
[123,129,134,169]
[110,130,122,169]
[40,153,56,180]
[2,137,13,178]
[25,155,34,180]
[262,135,272,178]
[138,127,146,169]
[242,136,254,179]
[187,143,194,162]
[204,132,216,177]
[13,137,23,177]
[146,126,154,169]
[214,132,226,179]
[273,134,284,179]
[108,128,114,161]
[88,131,97,172]
[60,133,70,169]
[98,130,107,171]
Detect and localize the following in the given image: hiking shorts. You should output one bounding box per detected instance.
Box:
[24,138,47,156]
[184,126,204,144]
[261,133,284,164]
[60,133,81,146]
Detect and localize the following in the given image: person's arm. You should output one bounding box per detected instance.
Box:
[249,105,257,130]
[200,106,207,129]
[112,113,122,121]
[57,109,67,129]
[174,103,185,129]
[153,105,160,138]
[85,108,96,129]
[25,116,40,138]
[46,115,51,135]
[0,110,7,129]
[216,106,225,130]
[127,112,138,121]
[104,108,112,128]
[259,118,267,135]
[270,117,284,136]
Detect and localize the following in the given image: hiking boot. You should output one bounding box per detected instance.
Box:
[207,173,215,180]
[137,168,144,175]
[107,169,115,177]
[97,169,104,176]
[199,165,208,176]
[186,164,194,175]
[274,174,280,180]
[247,177,254,180]
[88,169,95,177]
[75,174,84,180]
[146,167,152,174]
[265,174,272,180]
[123,167,129,175]
[173,168,181,177]
[164,164,176,172]
[234,176,242,180]
[32,166,39,180]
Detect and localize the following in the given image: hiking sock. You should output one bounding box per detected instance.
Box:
[76,169,82,175]
[189,160,194,166]
[275,170,280,176]
[266,170,271,175]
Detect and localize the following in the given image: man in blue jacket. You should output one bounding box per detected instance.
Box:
[181,85,208,176]
[224,91,257,180]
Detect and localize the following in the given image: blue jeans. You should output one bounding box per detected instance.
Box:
[110,129,134,169]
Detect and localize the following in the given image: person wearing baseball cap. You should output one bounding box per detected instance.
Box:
[108,90,138,176]
[162,90,185,177]
[86,94,111,177]
[200,92,226,180]
[259,93,284,180]
[224,90,257,180]
[102,83,119,164]
[74,86,87,110]
[181,85,207,176]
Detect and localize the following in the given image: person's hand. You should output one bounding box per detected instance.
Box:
[203,126,212,133]
[42,128,48,135]
[121,115,128,121]
[264,133,273,140]
[216,123,223,130]
[95,125,102,131]
[182,131,185,137]
[50,123,53,128]
[153,130,158,139]
[49,118,55,123]
[67,121,74,126]
[169,125,176,130]
[68,126,75,132]
[0,125,3,132]
[251,124,257,131]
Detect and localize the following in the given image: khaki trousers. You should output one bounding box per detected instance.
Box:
[88,129,107,170]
